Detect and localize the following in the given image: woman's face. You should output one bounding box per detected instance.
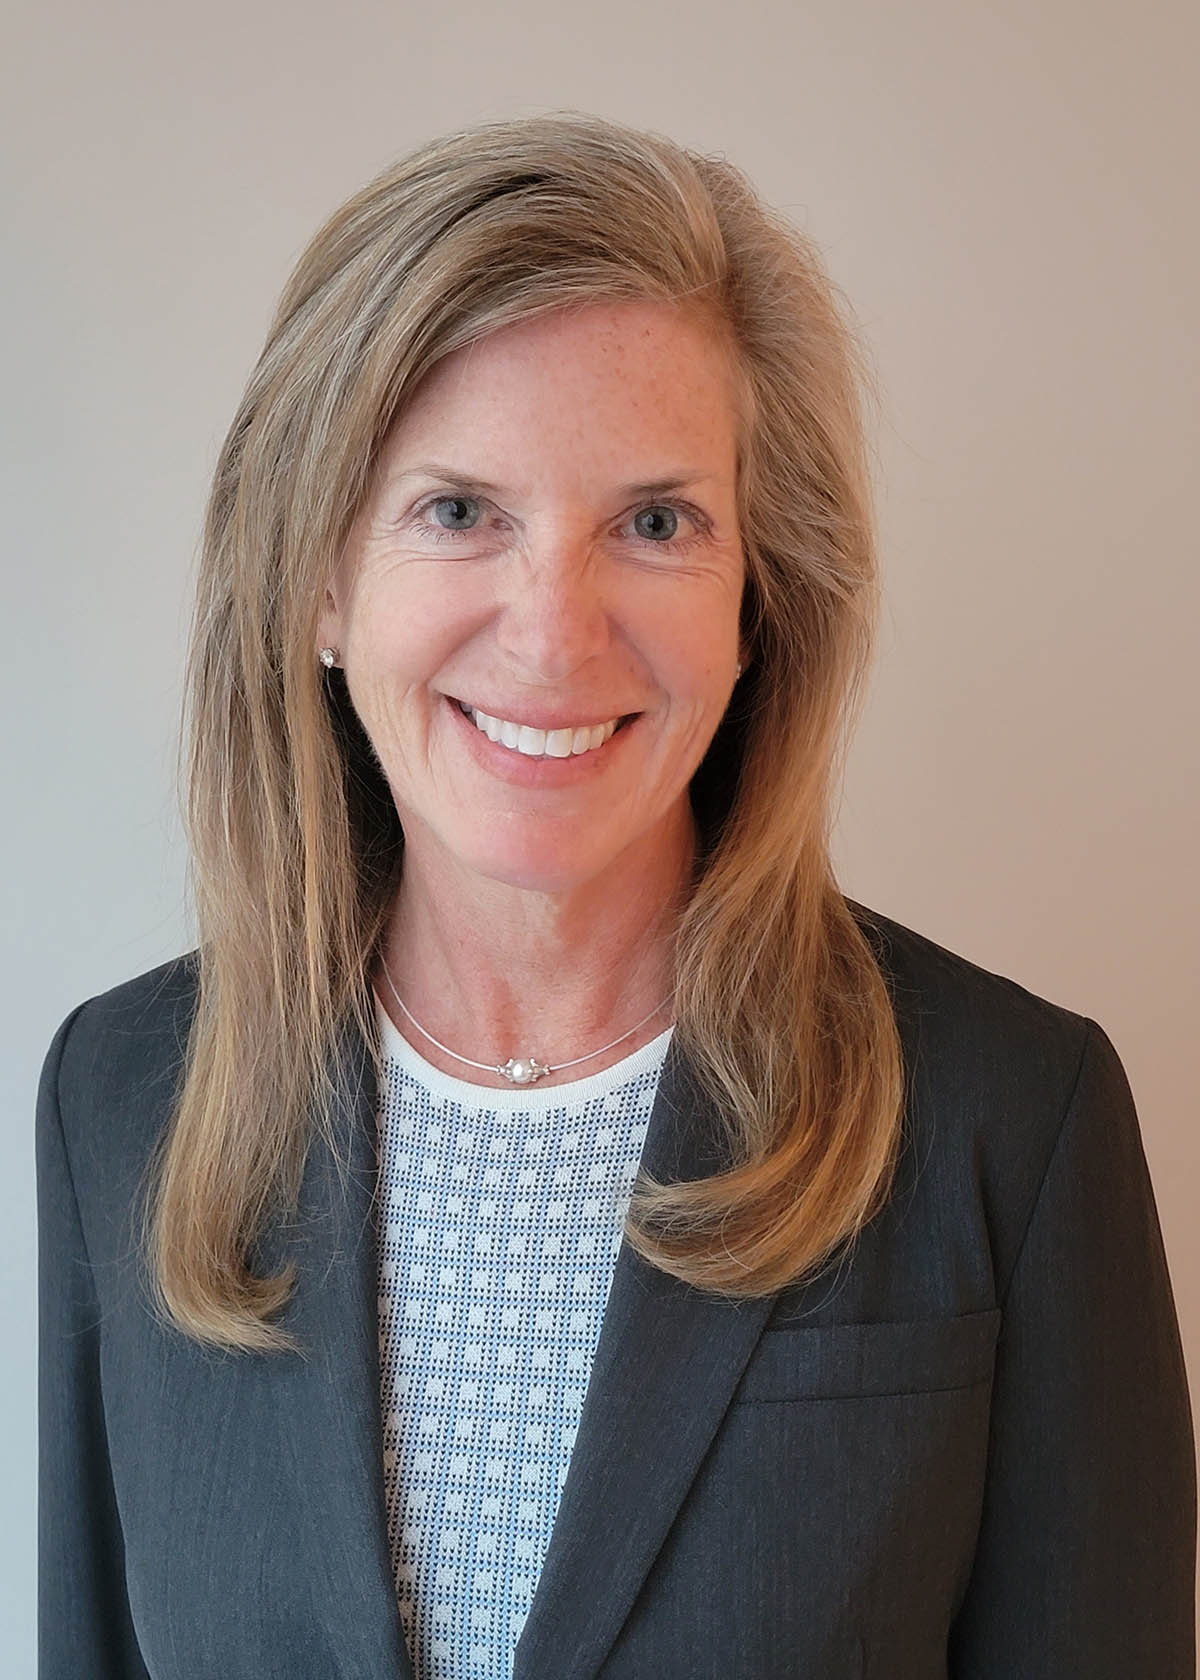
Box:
[320,299,746,896]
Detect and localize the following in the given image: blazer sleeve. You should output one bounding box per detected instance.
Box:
[37,1004,152,1680]
[948,1016,1197,1677]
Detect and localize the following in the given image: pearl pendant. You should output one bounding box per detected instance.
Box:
[498,1055,551,1085]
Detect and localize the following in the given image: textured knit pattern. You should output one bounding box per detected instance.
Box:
[373,993,671,1680]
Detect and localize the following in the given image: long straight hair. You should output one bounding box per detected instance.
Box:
[141,110,904,1354]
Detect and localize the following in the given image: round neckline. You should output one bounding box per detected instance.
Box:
[372,986,674,1112]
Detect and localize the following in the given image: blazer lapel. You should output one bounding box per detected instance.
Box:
[259,1011,779,1680]
[513,1034,782,1680]
[254,1012,415,1679]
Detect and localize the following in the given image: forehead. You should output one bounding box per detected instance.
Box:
[373,300,741,485]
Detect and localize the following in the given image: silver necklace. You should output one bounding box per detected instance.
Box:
[379,959,674,1085]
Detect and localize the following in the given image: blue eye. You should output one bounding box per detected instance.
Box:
[425,494,482,536]
[633,506,681,543]
[411,491,709,551]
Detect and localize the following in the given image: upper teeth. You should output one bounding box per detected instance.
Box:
[461,702,622,758]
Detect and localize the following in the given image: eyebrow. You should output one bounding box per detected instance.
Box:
[385,463,719,500]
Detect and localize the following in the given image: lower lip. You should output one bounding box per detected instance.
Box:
[444,694,641,787]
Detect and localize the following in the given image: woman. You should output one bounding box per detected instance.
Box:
[37,110,1194,1680]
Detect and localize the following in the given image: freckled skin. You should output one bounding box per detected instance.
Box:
[319,299,747,1073]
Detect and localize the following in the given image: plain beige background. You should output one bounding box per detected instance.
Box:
[5,0,1196,1669]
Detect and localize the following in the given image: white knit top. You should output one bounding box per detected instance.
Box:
[373,991,672,1680]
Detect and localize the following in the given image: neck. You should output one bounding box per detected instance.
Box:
[374,805,696,1083]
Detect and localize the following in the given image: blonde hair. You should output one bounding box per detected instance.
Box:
[141,109,904,1354]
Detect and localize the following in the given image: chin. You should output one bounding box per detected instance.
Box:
[456,835,612,896]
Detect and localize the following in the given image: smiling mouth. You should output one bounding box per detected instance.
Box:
[448,695,640,759]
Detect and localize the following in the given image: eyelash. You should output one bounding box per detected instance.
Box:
[409,492,711,552]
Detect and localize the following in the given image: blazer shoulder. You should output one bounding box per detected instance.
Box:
[43,951,202,1219]
[54,949,201,1073]
[843,896,1097,1153]
[69,947,201,1023]
[846,895,1092,1053]
[840,900,1137,1308]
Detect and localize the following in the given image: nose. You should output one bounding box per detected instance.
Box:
[492,552,613,684]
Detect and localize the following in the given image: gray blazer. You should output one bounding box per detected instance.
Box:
[36,902,1196,1679]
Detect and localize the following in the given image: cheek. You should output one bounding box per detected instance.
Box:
[345,579,461,681]
[662,634,734,701]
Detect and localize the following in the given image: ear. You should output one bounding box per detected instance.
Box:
[316,582,345,664]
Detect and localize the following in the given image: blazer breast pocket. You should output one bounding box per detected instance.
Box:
[606,1310,1004,1675]
[732,1307,1003,1403]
